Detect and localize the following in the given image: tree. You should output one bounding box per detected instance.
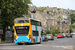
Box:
[65,31,68,33]
[47,11,49,14]
[42,32,46,35]
[70,24,75,28]
[51,28,60,36]
[47,11,52,15]
[1,0,32,40]
[65,28,73,33]
[57,16,62,20]
[69,13,75,24]
[40,7,45,12]
[46,30,51,34]
[70,28,73,33]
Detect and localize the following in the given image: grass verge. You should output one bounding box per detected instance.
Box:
[1,41,5,43]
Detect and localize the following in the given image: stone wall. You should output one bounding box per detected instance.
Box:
[0,38,1,43]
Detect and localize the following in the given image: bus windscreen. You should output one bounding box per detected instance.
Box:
[15,26,29,36]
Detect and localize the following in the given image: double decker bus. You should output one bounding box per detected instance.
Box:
[14,18,43,44]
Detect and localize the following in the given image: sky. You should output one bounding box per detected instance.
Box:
[31,0,75,10]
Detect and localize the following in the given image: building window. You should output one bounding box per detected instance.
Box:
[43,20,45,25]
[52,21,54,26]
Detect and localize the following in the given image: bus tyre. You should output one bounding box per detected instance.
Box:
[18,43,23,45]
[39,39,41,44]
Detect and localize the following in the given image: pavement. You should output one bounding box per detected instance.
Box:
[0,36,57,45]
[0,35,75,50]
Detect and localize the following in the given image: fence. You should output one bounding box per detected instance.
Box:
[5,31,14,43]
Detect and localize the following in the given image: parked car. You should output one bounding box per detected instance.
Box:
[65,33,68,37]
[63,33,68,37]
[57,33,64,38]
[71,32,75,35]
[67,34,73,38]
[43,35,48,42]
[46,34,54,40]
[63,33,66,37]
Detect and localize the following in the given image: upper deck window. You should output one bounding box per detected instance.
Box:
[31,20,41,26]
[17,20,24,23]
[15,19,29,23]
[25,20,29,23]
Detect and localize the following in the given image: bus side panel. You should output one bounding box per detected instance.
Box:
[32,25,42,43]
[41,27,43,42]
[31,25,36,43]
[37,26,42,42]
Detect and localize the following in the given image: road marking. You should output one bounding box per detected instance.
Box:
[27,44,43,47]
[53,45,73,49]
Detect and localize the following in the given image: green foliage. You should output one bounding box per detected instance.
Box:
[70,24,75,28]
[65,31,68,33]
[1,0,32,40]
[1,41,5,43]
[1,0,32,28]
[42,32,46,35]
[70,28,73,33]
[47,11,49,14]
[51,28,60,36]
[65,28,73,33]
[71,10,75,12]
[47,11,52,15]
[46,30,51,34]
[57,16,62,20]
[69,13,75,24]
[45,28,60,36]
[40,8,45,12]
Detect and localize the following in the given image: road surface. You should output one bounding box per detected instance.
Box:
[0,35,75,50]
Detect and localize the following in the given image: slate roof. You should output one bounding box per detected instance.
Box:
[40,13,54,20]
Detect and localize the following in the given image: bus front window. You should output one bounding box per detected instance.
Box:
[15,20,29,23]
[15,26,29,36]
[16,20,24,23]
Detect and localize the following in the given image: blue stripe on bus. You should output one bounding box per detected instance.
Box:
[41,36,43,42]
[35,36,37,43]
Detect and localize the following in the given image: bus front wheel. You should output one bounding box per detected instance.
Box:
[18,43,23,45]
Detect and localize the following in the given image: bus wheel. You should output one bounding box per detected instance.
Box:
[39,39,41,44]
[18,43,23,45]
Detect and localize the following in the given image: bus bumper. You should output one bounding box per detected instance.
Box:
[14,40,32,44]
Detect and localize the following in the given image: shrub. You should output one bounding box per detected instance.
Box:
[51,28,60,36]
[46,30,51,34]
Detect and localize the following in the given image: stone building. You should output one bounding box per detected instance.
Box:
[28,6,71,32]
[35,11,55,32]
[56,15,71,32]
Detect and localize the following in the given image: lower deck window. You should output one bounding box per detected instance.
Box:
[33,31,39,36]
